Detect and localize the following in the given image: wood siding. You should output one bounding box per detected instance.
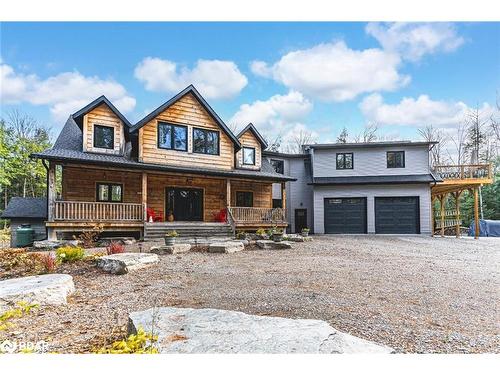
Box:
[62,166,142,203]
[236,130,262,170]
[139,93,235,170]
[83,103,125,154]
[230,180,272,208]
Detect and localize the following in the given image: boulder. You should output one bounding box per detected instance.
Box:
[284,234,312,242]
[208,241,244,254]
[150,244,192,255]
[32,240,79,250]
[256,240,292,250]
[97,253,159,274]
[0,274,75,313]
[128,307,393,354]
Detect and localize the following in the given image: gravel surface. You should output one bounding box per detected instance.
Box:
[1,235,499,353]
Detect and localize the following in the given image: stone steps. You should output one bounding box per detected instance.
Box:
[144,222,233,240]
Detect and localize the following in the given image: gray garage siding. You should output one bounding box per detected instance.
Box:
[313,184,431,234]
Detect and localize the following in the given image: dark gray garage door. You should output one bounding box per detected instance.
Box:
[375,197,420,234]
[324,197,367,234]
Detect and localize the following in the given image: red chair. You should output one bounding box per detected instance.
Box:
[146,208,163,222]
[213,208,227,223]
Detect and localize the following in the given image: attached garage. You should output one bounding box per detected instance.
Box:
[324,197,367,234]
[375,197,420,234]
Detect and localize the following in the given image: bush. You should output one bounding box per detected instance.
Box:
[76,224,104,248]
[56,246,85,262]
[236,230,247,239]
[256,228,266,236]
[0,249,45,276]
[39,253,59,273]
[106,241,125,255]
[94,327,158,354]
[0,301,39,331]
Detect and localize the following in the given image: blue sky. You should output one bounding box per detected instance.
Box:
[1,22,499,146]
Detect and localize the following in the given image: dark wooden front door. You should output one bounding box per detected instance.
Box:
[294,209,307,233]
[166,187,204,221]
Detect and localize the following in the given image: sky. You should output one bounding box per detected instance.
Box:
[1,22,499,146]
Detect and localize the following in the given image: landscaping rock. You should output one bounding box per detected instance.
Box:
[208,241,244,254]
[0,274,75,313]
[98,237,136,246]
[256,240,292,250]
[32,239,79,250]
[284,234,312,242]
[150,244,192,255]
[128,307,393,354]
[97,253,159,274]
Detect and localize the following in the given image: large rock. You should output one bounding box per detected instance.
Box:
[97,253,159,274]
[284,234,312,242]
[256,240,292,250]
[0,274,75,313]
[150,244,192,255]
[32,240,79,250]
[128,307,393,354]
[208,241,244,254]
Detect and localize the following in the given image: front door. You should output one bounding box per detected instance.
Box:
[166,187,204,221]
[295,209,307,233]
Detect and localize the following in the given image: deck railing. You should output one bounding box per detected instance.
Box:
[433,164,492,181]
[54,201,144,221]
[227,207,286,224]
[434,209,462,229]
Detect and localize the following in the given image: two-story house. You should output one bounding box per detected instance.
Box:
[264,141,440,235]
[31,85,294,240]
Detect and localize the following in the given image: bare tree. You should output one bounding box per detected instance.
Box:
[264,134,283,153]
[336,127,349,143]
[353,123,378,143]
[286,129,315,154]
[418,125,448,166]
[226,122,240,135]
[447,120,467,165]
[464,106,489,163]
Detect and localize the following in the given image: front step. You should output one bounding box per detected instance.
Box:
[144,222,233,240]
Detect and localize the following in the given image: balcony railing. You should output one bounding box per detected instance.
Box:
[227,207,286,224]
[54,201,144,221]
[433,164,492,181]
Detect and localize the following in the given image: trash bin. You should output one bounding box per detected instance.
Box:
[16,223,35,247]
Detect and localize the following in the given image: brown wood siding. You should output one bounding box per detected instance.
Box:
[139,93,234,170]
[146,173,226,222]
[83,103,124,154]
[230,180,272,208]
[62,166,142,203]
[236,130,262,170]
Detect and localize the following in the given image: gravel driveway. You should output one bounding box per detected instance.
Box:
[2,235,499,353]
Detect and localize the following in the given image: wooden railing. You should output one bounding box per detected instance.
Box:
[434,209,462,229]
[227,207,286,224]
[54,201,144,221]
[433,164,492,181]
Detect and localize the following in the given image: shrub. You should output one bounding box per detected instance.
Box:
[76,224,104,248]
[106,241,125,255]
[0,249,45,276]
[56,246,85,262]
[39,253,59,273]
[256,228,266,236]
[301,228,310,233]
[0,301,39,331]
[94,327,158,354]
[236,230,247,239]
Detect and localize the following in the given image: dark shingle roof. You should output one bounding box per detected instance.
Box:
[1,197,47,219]
[310,174,438,185]
[53,117,83,151]
[72,95,132,128]
[237,123,268,149]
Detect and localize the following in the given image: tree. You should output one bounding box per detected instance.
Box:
[286,129,316,154]
[264,134,282,153]
[464,106,489,163]
[447,120,467,165]
[353,123,378,143]
[336,127,349,143]
[418,125,448,166]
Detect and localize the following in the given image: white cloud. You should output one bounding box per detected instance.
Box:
[250,41,409,102]
[360,93,493,128]
[1,62,136,122]
[366,22,464,62]
[134,57,247,100]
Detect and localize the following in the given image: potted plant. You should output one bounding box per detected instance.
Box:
[164,230,178,246]
[301,228,310,237]
[272,228,284,242]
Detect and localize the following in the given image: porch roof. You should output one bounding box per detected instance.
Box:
[309,173,440,185]
[31,148,296,182]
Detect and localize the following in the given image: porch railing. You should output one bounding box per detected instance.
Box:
[54,201,144,221]
[227,207,286,224]
[433,164,492,181]
[434,209,462,230]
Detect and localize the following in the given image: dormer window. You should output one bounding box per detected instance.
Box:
[243,147,256,165]
[93,124,114,149]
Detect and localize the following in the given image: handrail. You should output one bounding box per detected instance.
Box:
[54,201,144,221]
[227,207,286,223]
[226,207,236,235]
[433,163,492,180]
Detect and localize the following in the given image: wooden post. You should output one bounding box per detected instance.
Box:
[142,172,148,222]
[226,179,231,207]
[431,196,435,237]
[474,187,479,239]
[454,191,461,238]
[440,194,445,237]
[47,162,57,240]
[281,182,287,213]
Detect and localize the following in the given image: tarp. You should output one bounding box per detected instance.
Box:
[468,219,500,237]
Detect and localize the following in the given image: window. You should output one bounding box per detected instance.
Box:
[271,159,284,174]
[93,125,114,149]
[336,153,353,169]
[242,147,256,165]
[157,122,187,151]
[236,191,253,207]
[387,151,405,168]
[272,199,282,208]
[193,128,219,155]
[96,183,123,202]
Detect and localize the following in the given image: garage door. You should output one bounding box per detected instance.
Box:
[375,197,420,234]
[324,198,367,234]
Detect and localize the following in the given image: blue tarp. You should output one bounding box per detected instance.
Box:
[468,219,500,237]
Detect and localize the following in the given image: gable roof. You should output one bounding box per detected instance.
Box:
[131,85,241,150]
[72,95,133,128]
[1,197,47,219]
[53,116,83,151]
[237,123,268,149]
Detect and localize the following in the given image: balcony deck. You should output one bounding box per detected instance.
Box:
[431,164,493,196]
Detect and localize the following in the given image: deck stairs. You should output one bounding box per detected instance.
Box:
[144,222,234,241]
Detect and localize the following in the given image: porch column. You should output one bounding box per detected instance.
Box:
[440,194,445,237]
[474,187,479,239]
[47,161,57,240]
[226,179,231,207]
[454,191,461,238]
[430,196,435,237]
[142,172,148,222]
[281,182,287,215]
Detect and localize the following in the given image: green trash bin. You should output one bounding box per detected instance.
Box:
[16,224,35,247]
